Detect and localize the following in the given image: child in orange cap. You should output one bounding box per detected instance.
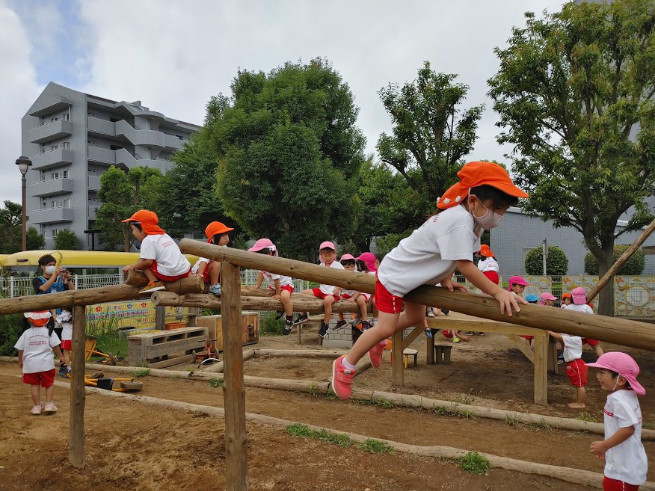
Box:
[331,161,529,399]
[477,244,499,285]
[191,221,234,296]
[122,210,191,294]
[15,311,64,415]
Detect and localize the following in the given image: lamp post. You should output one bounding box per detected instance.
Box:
[15,156,32,251]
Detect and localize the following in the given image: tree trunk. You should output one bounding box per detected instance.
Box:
[597,246,615,317]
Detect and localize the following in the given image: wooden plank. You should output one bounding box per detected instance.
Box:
[145,338,205,359]
[505,334,535,363]
[533,333,548,405]
[221,261,248,489]
[401,325,423,351]
[147,353,195,369]
[69,305,86,468]
[391,330,404,386]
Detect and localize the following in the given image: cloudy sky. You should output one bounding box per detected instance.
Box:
[1,0,565,204]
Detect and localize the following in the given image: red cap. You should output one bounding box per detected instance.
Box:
[122,209,164,235]
[479,244,494,257]
[205,221,234,242]
[25,311,51,327]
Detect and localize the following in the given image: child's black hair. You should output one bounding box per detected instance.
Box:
[38,254,56,266]
[341,259,356,266]
[469,184,519,209]
[256,247,272,255]
[210,233,228,244]
[129,222,143,232]
[605,369,633,390]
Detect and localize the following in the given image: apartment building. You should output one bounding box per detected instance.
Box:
[21,82,200,249]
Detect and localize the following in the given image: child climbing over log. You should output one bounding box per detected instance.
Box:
[331,161,529,399]
[191,221,234,297]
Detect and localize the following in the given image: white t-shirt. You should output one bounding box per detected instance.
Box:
[261,271,294,290]
[56,311,73,341]
[378,205,482,297]
[602,390,647,485]
[191,256,210,274]
[564,303,594,315]
[14,327,60,373]
[477,256,499,273]
[140,233,191,277]
[319,261,344,295]
[560,334,582,362]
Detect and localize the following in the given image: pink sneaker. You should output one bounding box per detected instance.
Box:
[331,356,355,400]
[44,402,58,414]
[30,404,42,415]
[369,341,386,368]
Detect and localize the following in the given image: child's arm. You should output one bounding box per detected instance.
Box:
[53,345,63,360]
[17,350,23,369]
[547,331,563,341]
[123,259,154,273]
[196,262,208,276]
[254,272,264,289]
[590,426,635,460]
[456,260,525,315]
[273,278,281,299]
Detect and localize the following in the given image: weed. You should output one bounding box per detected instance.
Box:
[529,419,553,432]
[356,439,393,454]
[171,375,181,381]
[285,423,351,448]
[433,405,476,420]
[504,414,523,427]
[0,314,23,356]
[134,369,150,377]
[260,312,284,336]
[357,398,395,409]
[308,383,320,397]
[644,423,655,430]
[453,394,475,405]
[458,451,490,475]
[576,412,599,423]
[209,378,223,389]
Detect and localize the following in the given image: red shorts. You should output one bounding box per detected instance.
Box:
[603,476,639,491]
[61,340,72,350]
[483,271,499,285]
[375,278,403,314]
[311,288,337,300]
[271,285,294,294]
[582,338,599,346]
[22,369,56,387]
[341,293,370,302]
[151,261,191,282]
[566,358,588,387]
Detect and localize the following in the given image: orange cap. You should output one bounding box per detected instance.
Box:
[122,209,165,235]
[437,161,528,210]
[479,244,494,257]
[205,221,234,242]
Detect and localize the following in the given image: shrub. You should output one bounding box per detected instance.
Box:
[260,311,284,335]
[584,245,645,275]
[525,246,568,275]
[0,314,23,356]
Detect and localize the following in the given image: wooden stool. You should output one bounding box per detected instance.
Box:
[433,344,452,364]
[402,348,418,368]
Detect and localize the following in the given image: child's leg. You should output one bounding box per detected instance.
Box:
[30,384,41,406]
[143,268,158,282]
[323,295,335,324]
[208,261,221,286]
[63,349,70,366]
[568,386,586,408]
[345,302,424,366]
[280,289,293,316]
[356,296,367,320]
[45,384,55,404]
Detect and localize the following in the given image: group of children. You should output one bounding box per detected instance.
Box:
[15,160,646,488]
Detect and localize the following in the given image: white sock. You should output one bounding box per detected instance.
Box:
[342,358,356,371]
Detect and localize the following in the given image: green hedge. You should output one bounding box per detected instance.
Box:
[585,245,645,275]
[0,314,24,356]
[525,246,568,275]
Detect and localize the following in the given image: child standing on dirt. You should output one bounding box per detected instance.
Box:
[191,221,234,296]
[564,287,604,358]
[300,241,344,338]
[587,352,647,489]
[337,254,370,342]
[547,330,588,409]
[122,210,191,294]
[15,311,64,415]
[55,310,72,378]
[331,161,529,399]
[248,238,297,335]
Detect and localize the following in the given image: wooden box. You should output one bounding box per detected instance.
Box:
[128,326,207,367]
[195,312,259,351]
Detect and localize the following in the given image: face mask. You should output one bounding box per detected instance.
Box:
[472,204,504,230]
[44,265,56,274]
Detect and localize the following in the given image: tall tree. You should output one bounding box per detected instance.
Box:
[54,229,80,250]
[26,227,45,250]
[488,0,655,316]
[0,201,22,253]
[209,58,365,260]
[377,62,483,212]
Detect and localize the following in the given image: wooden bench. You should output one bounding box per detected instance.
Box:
[128,326,207,368]
[432,344,452,364]
[402,348,418,367]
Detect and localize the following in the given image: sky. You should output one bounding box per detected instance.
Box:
[0,0,565,204]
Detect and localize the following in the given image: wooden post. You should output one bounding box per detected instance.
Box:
[69,305,86,468]
[391,329,404,386]
[221,261,248,490]
[532,332,548,405]
[155,306,166,330]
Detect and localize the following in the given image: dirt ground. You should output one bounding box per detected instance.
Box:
[1,324,654,490]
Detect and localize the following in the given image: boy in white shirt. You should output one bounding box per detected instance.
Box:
[122,210,191,294]
[15,311,64,415]
[547,330,587,408]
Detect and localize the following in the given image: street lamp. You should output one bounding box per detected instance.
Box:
[15,156,32,251]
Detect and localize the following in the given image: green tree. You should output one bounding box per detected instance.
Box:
[54,229,80,250]
[208,58,365,260]
[525,246,568,275]
[26,227,45,250]
[0,201,22,253]
[488,0,655,315]
[377,62,483,213]
[585,245,645,275]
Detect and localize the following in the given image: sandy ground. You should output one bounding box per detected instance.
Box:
[1,325,654,490]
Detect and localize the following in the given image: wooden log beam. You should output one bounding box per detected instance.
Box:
[178,240,655,351]
[124,271,205,295]
[151,291,363,313]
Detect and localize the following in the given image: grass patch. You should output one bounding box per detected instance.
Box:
[260,311,284,336]
[453,394,475,405]
[356,439,394,454]
[458,451,490,475]
[209,378,224,389]
[285,423,351,448]
[433,405,476,420]
[87,314,128,360]
[357,398,395,409]
[644,423,655,430]
[504,414,523,427]
[528,419,553,431]
[133,368,151,377]
[576,412,599,423]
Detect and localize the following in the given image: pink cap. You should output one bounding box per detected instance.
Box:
[340,253,355,262]
[319,241,336,251]
[571,287,587,305]
[248,238,276,254]
[507,275,529,290]
[587,352,645,395]
[357,252,377,272]
[540,292,557,301]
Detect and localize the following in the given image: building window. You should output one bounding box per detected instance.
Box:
[62,141,70,149]
[63,170,69,179]
[52,229,58,237]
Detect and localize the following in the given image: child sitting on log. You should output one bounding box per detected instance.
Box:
[248,238,296,335]
[337,254,370,342]
[191,221,234,296]
[122,210,191,294]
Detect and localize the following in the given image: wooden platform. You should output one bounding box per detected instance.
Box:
[128,326,207,368]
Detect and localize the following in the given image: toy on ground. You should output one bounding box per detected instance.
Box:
[85,337,118,365]
[84,371,143,392]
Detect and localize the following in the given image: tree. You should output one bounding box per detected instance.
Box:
[525,246,568,276]
[0,201,22,253]
[488,0,655,315]
[585,245,645,275]
[377,62,483,214]
[26,227,45,250]
[54,229,80,250]
[209,58,365,260]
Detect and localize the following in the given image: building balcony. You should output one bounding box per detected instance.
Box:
[30,149,73,170]
[88,146,115,165]
[29,207,73,224]
[31,178,74,197]
[115,120,166,148]
[88,205,99,220]
[164,133,185,151]
[30,119,73,144]
[88,175,101,191]
[87,116,116,136]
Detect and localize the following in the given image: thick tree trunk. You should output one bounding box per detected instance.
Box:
[597,247,615,317]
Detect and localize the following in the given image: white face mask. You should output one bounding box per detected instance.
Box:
[44,265,56,274]
[472,204,504,230]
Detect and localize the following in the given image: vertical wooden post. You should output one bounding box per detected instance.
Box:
[391,329,404,386]
[155,306,166,330]
[69,305,86,468]
[221,261,248,490]
[533,332,548,405]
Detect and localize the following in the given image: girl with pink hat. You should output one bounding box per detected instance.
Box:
[248,238,297,335]
[587,352,647,489]
[563,287,604,357]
